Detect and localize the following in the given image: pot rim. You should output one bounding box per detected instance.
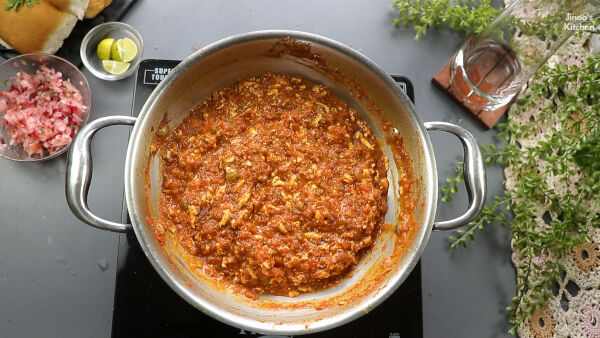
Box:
[124,30,438,335]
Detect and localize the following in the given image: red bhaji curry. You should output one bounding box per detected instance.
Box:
[152,73,390,298]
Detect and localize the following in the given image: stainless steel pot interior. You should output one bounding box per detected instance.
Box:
[125,31,437,335]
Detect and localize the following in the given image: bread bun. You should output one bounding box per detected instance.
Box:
[84,0,112,18]
[0,0,83,53]
[0,0,113,54]
[47,0,90,19]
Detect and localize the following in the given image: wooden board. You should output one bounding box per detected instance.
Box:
[0,0,139,67]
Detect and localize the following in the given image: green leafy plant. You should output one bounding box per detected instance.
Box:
[574,132,600,173]
[393,0,600,334]
[392,0,501,40]
[440,160,463,203]
[5,0,38,11]
[440,55,600,333]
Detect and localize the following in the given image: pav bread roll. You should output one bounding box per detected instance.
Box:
[46,0,89,19]
[0,0,85,53]
[0,0,113,54]
[84,0,112,18]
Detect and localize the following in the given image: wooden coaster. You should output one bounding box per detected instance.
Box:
[431,56,512,129]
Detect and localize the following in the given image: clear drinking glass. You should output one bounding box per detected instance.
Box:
[450,0,600,111]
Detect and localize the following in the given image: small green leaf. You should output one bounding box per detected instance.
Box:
[4,0,38,11]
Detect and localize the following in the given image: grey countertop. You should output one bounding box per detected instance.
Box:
[0,1,514,337]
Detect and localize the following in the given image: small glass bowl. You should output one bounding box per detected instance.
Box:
[80,22,144,81]
[0,53,91,161]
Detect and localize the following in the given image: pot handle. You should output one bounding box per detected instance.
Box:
[424,121,486,231]
[65,116,137,233]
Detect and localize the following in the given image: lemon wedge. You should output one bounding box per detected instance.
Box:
[102,60,131,75]
[96,38,114,61]
[111,38,138,63]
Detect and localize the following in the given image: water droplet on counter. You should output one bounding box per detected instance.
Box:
[97,258,109,272]
[55,254,67,263]
[47,235,52,246]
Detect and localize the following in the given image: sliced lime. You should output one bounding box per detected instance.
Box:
[111,38,138,63]
[96,38,114,61]
[102,60,131,75]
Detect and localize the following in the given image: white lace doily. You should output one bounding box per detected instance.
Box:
[503,1,600,337]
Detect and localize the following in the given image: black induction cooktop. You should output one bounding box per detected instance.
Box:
[111,59,422,338]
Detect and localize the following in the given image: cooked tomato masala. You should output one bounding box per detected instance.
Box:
[153,73,389,298]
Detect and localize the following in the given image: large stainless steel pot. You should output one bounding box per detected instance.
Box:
[65,30,486,335]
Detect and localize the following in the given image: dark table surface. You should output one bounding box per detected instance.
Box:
[0,1,514,337]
